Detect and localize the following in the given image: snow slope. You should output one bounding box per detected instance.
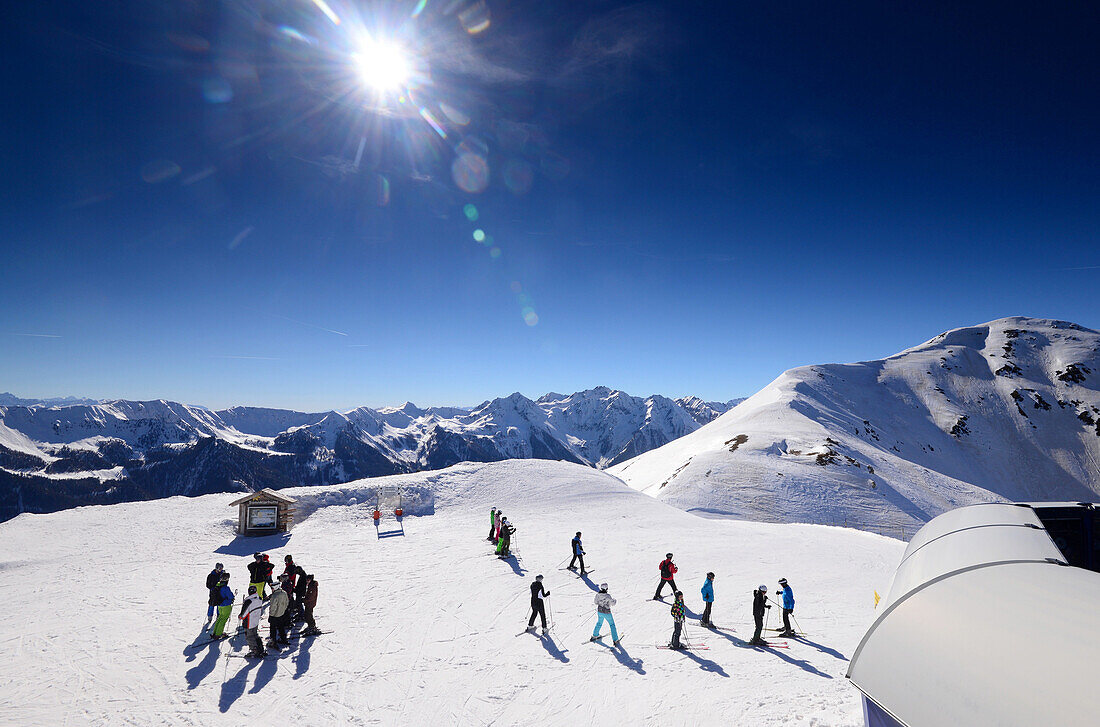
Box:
[0,459,900,726]
[610,318,1100,536]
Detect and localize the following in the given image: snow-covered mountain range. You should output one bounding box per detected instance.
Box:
[0,388,741,521]
[610,317,1100,536]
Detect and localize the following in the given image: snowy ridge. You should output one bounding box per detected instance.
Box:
[0,459,902,726]
[0,388,740,521]
[610,317,1100,535]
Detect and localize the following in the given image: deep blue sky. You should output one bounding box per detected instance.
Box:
[1,1,1098,410]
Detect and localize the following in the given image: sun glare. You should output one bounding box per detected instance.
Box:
[354,36,411,93]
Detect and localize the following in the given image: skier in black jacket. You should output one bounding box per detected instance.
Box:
[205,563,225,621]
[568,532,587,575]
[527,575,550,634]
[750,585,771,645]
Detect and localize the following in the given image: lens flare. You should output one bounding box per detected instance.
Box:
[452,152,489,193]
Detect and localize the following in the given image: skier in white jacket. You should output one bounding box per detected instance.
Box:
[239,585,267,658]
[591,583,621,645]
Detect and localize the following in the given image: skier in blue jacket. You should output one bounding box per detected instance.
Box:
[700,572,715,627]
[210,573,235,639]
[568,531,587,575]
[778,578,795,636]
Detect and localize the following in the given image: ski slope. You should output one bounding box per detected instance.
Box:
[610,317,1100,536]
[0,460,902,726]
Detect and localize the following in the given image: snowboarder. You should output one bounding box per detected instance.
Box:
[206,563,225,621]
[301,574,321,635]
[669,591,686,649]
[497,517,515,557]
[527,575,550,634]
[266,574,291,649]
[778,578,796,636]
[568,531,586,574]
[591,583,621,645]
[750,585,771,645]
[653,553,678,600]
[700,572,715,627]
[210,572,234,639]
[239,585,266,657]
[488,507,498,542]
[247,552,268,599]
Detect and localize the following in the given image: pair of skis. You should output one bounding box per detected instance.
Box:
[558,567,595,575]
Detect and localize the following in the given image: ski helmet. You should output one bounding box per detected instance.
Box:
[778,578,788,586]
[576,531,581,537]
[666,553,673,559]
[599,583,608,591]
[706,572,715,579]
[215,562,224,570]
[253,552,262,559]
[536,574,543,581]
[758,584,767,592]
[248,585,257,594]
[220,573,230,582]
[262,554,270,562]
[285,555,293,562]
[674,591,683,597]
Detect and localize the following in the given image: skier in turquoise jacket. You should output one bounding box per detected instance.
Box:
[700,572,715,627]
[778,578,795,636]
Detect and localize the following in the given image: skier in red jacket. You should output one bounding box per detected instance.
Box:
[654,553,678,600]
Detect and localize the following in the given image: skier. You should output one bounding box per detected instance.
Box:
[488,507,498,542]
[293,565,310,622]
[591,583,621,645]
[495,511,504,543]
[568,531,587,575]
[259,554,275,599]
[266,574,291,649]
[750,585,771,645]
[282,555,301,617]
[778,578,796,636]
[247,552,267,599]
[700,572,715,627]
[497,517,515,557]
[206,563,225,621]
[301,574,321,635]
[210,572,234,639]
[239,585,266,658]
[669,591,686,649]
[527,575,551,634]
[653,553,678,600]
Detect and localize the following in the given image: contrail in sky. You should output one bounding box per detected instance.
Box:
[213,355,282,361]
[9,332,62,338]
[271,314,348,337]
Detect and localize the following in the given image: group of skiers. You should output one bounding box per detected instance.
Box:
[488,507,516,557]
[203,552,321,658]
[492,509,799,650]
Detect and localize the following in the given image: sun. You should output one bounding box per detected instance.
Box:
[353,35,411,93]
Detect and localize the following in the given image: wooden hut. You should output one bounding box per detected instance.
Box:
[229,489,296,535]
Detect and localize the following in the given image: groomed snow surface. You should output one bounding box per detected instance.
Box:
[0,460,902,726]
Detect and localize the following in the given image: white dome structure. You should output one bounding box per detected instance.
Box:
[847,502,1100,726]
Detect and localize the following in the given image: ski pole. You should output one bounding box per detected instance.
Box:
[547,596,554,629]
